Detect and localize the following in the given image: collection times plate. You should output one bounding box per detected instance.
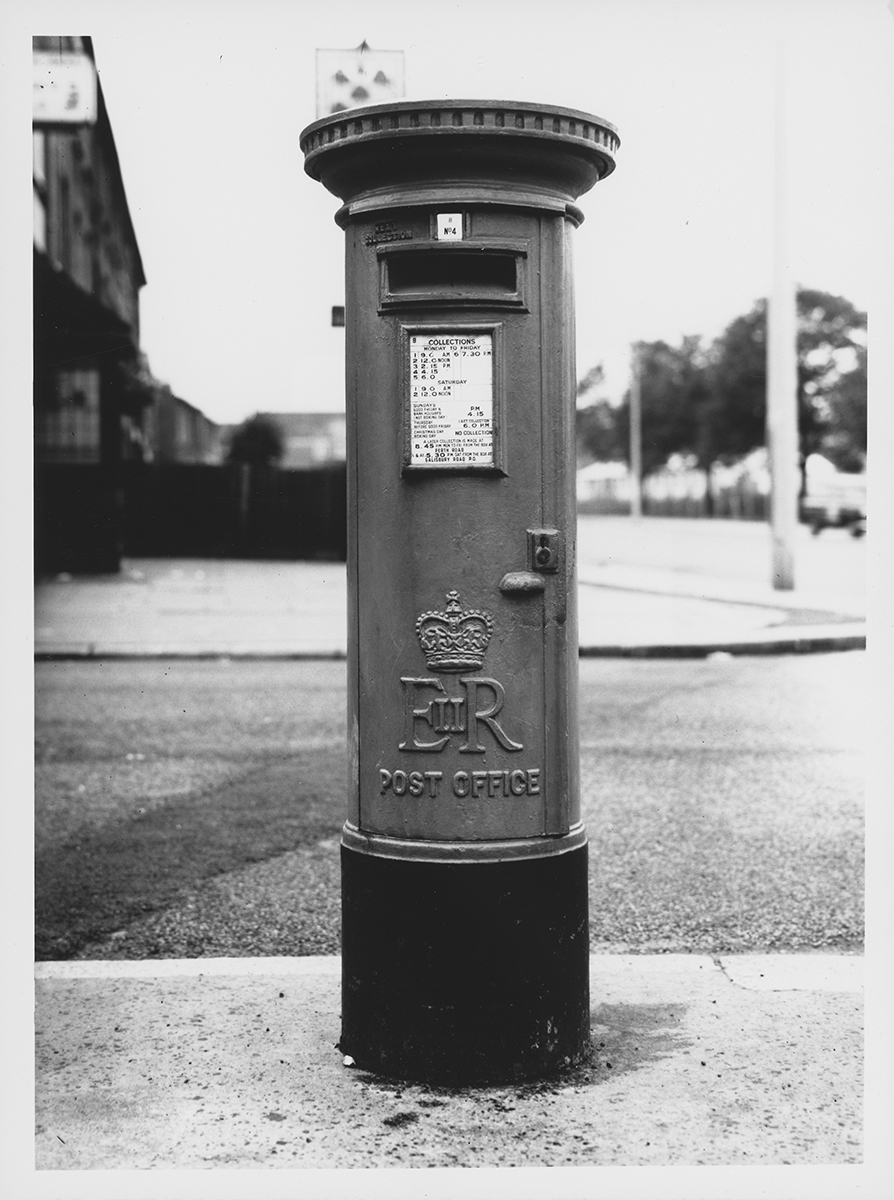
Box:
[409,333,493,467]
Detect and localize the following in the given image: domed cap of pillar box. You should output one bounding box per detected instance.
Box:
[300,99,619,220]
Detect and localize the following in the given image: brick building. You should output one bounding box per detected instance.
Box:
[33,36,149,570]
[143,388,224,464]
[33,36,148,468]
[33,36,224,570]
[256,412,347,469]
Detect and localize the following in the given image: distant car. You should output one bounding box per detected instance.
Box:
[800,472,866,537]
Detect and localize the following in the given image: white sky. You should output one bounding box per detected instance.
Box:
[11,0,894,427]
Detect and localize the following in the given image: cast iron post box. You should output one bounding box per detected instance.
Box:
[301,100,618,1083]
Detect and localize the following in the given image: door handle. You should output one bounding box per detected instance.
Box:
[499,528,562,594]
[499,570,546,595]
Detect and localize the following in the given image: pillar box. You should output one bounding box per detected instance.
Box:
[301,100,618,1084]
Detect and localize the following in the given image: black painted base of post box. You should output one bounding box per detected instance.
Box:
[339,842,591,1085]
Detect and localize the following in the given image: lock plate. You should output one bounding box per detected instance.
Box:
[528,528,560,573]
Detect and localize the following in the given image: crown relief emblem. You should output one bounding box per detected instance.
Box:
[416,590,493,673]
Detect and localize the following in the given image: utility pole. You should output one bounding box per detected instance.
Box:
[767,41,798,590]
[629,343,643,519]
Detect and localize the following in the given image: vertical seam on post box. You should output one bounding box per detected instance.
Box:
[347,221,362,830]
[562,212,580,833]
[553,210,570,835]
[542,212,571,837]
[538,213,552,837]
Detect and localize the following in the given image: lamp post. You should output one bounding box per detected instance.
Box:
[767,41,798,590]
[629,343,643,520]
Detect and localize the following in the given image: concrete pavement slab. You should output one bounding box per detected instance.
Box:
[576,562,866,620]
[35,953,862,1169]
[719,954,864,993]
[34,556,866,659]
[575,579,865,656]
[35,560,349,658]
[575,515,868,615]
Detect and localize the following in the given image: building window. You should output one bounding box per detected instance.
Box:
[33,186,47,250]
[59,176,71,269]
[33,130,48,250]
[33,130,46,186]
[34,368,101,463]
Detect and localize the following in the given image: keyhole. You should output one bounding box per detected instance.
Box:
[535,536,552,566]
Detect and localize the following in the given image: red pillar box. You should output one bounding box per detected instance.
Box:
[301,100,619,1084]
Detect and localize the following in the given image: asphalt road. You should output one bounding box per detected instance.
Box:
[34,652,864,960]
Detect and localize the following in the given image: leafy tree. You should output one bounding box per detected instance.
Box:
[576,363,606,404]
[576,339,708,474]
[821,343,867,472]
[576,397,625,465]
[110,350,163,416]
[226,413,285,467]
[701,307,767,467]
[623,337,706,477]
[705,289,867,487]
[575,289,867,491]
[576,361,625,465]
[653,336,706,473]
[796,288,866,463]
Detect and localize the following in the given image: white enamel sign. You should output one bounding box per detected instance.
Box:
[435,214,463,240]
[409,333,494,467]
[33,52,97,124]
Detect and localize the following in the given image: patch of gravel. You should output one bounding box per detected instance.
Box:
[73,839,343,960]
[580,746,863,954]
[35,759,249,850]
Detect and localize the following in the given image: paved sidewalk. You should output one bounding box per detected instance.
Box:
[34,552,866,659]
[35,953,863,1170]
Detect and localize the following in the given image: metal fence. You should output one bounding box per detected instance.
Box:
[34,461,347,574]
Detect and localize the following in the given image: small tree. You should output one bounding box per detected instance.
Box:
[822,344,867,472]
[576,363,606,405]
[226,414,285,467]
[624,337,704,477]
[576,363,626,465]
[576,398,625,465]
[796,289,867,465]
[576,340,707,476]
[703,289,867,492]
[702,306,768,467]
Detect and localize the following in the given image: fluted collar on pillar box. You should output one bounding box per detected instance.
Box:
[301,99,618,224]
